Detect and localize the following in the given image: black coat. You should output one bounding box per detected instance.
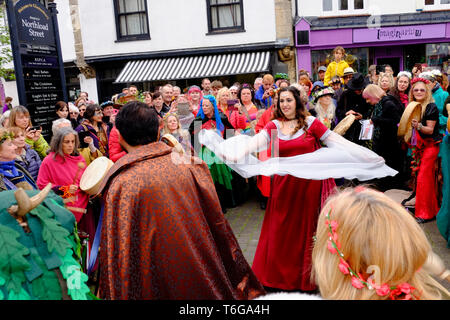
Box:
[336,89,372,144]
[371,95,404,172]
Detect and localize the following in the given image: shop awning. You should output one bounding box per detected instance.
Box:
[114,51,271,83]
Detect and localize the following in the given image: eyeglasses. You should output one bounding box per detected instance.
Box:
[413,88,426,93]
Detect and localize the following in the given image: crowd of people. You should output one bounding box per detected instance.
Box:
[0,44,449,300]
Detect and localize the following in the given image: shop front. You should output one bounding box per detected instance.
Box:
[295,16,450,81]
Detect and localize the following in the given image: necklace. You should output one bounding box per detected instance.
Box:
[282,119,297,129]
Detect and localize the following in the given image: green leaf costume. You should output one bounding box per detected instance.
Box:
[0,189,94,300]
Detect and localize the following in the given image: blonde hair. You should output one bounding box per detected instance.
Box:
[161,113,189,140]
[362,84,387,101]
[377,72,395,91]
[314,98,336,127]
[216,87,230,107]
[312,187,448,300]
[409,80,434,111]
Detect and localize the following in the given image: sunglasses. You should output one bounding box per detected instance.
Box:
[70,112,78,115]
[413,88,426,93]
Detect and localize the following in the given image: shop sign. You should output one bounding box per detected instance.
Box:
[353,24,447,43]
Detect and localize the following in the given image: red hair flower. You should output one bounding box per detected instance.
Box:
[327,240,338,255]
[338,258,350,275]
[375,284,391,297]
[351,276,365,289]
[326,219,339,233]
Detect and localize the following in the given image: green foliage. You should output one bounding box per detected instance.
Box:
[0,3,14,80]
[31,270,62,300]
[30,206,72,257]
[0,225,30,294]
[59,249,90,300]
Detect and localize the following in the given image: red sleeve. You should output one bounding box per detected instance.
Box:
[228,111,246,129]
[263,120,277,137]
[255,107,272,133]
[309,118,329,140]
[109,126,127,162]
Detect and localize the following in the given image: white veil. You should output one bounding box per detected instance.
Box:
[198,124,397,181]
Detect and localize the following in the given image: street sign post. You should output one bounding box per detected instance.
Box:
[6,0,67,139]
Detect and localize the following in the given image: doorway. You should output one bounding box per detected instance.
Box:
[376,57,401,75]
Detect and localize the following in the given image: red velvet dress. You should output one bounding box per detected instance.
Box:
[252,118,329,291]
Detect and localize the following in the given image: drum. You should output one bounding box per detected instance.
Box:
[333,114,356,136]
[80,156,114,195]
[161,133,185,155]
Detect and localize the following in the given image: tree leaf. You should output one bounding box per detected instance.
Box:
[0,225,30,294]
[30,206,71,257]
[41,218,71,257]
[31,270,62,300]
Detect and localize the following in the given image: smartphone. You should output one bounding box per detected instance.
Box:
[29,125,41,131]
[177,102,190,116]
[227,99,239,112]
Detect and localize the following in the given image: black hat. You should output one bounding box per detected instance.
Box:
[347,73,366,91]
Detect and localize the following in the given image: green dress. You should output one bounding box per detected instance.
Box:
[437,134,450,248]
[199,145,233,191]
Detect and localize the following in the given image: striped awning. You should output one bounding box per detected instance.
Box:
[114,51,271,83]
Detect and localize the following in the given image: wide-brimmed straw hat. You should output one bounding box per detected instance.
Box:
[397,101,423,143]
[333,114,356,136]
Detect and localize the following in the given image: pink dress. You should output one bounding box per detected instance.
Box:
[252,118,330,291]
[37,152,89,222]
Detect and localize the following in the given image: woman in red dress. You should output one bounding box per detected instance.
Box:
[252,86,333,292]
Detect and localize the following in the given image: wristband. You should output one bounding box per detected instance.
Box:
[417,123,423,131]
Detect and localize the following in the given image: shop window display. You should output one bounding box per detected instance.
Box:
[311,47,368,82]
[426,43,450,72]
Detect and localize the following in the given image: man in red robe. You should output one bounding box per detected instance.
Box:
[97,101,265,300]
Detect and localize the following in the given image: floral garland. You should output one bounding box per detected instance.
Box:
[325,210,420,300]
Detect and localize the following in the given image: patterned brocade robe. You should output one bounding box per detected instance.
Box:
[97,142,265,300]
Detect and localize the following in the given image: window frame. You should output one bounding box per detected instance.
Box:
[322,0,368,16]
[206,0,245,35]
[423,0,450,11]
[113,0,151,42]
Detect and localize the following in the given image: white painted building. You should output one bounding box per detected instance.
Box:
[294,0,450,81]
[54,0,291,103]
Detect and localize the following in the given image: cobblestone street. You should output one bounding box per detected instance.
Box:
[226,196,450,293]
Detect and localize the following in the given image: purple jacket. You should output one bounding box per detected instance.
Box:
[15,144,42,182]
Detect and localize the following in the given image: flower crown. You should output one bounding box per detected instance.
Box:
[410,77,430,86]
[163,112,178,120]
[325,209,420,300]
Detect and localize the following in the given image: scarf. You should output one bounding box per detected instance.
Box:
[0,161,20,179]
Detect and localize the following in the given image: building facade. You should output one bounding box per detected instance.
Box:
[54,0,296,103]
[294,0,450,81]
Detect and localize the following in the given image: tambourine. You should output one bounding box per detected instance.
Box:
[161,133,185,155]
[79,156,114,196]
[398,101,422,143]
